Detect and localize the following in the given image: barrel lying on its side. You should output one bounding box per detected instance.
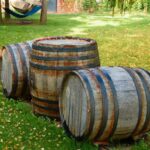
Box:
[30,36,100,119]
[60,67,150,142]
[1,41,32,100]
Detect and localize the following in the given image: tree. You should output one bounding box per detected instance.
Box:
[0,0,3,23]
[110,0,116,16]
[5,0,10,20]
[40,0,47,24]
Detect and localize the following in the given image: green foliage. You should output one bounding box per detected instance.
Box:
[82,0,98,12]
[132,0,150,12]
[132,0,145,11]
[132,140,150,150]
[100,0,150,15]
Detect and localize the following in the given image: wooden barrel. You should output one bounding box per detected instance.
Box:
[30,36,100,119]
[1,41,32,100]
[60,67,150,142]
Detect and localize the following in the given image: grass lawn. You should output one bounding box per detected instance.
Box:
[0,12,150,150]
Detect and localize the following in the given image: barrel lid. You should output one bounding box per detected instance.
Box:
[33,36,97,48]
[60,71,89,139]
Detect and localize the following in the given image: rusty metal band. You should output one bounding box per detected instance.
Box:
[31,54,98,61]
[77,70,95,139]
[32,100,59,112]
[32,95,58,105]
[30,62,99,71]
[101,68,119,138]
[15,44,28,97]
[32,44,97,52]
[123,67,142,135]
[135,69,150,132]
[6,45,18,97]
[90,69,109,140]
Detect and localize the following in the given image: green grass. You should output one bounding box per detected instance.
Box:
[0,12,150,149]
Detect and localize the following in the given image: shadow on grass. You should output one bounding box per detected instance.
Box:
[0,14,85,46]
[0,13,150,46]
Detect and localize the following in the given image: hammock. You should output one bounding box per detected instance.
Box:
[4,5,41,18]
[12,5,31,14]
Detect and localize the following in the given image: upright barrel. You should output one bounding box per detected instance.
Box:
[30,36,100,119]
[60,67,150,142]
[1,41,32,100]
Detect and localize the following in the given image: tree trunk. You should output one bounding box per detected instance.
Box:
[120,0,124,15]
[5,0,10,20]
[0,0,3,23]
[144,3,148,13]
[112,7,115,16]
[40,0,47,24]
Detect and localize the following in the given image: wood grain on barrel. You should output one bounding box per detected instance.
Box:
[60,67,150,142]
[1,41,32,100]
[30,36,100,119]
[1,48,14,95]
